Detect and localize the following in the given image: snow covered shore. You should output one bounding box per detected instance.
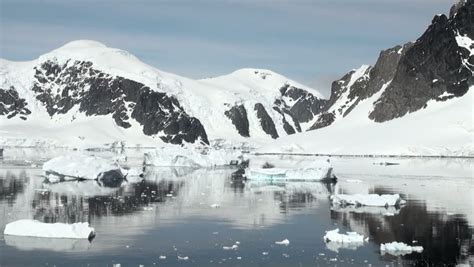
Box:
[4,220,95,239]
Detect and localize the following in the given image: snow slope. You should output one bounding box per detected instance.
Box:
[258,82,474,157]
[0,40,324,148]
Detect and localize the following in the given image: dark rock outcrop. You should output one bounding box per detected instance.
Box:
[370,2,473,122]
[254,103,278,139]
[308,112,335,131]
[309,0,473,129]
[224,104,250,137]
[31,59,209,145]
[0,86,31,120]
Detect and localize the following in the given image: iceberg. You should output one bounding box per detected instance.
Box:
[43,154,124,185]
[5,235,92,252]
[244,157,336,181]
[144,147,244,168]
[330,194,406,207]
[380,242,423,256]
[4,219,95,240]
[323,229,366,252]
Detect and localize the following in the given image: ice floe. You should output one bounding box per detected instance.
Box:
[144,147,244,167]
[4,235,92,252]
[380,242,423,256]
[330,194,406,207]
[245,158,336,182]
[323,228,366,252]
[43,154,124,183]
[4,219,95,239]
[275,239,290,245]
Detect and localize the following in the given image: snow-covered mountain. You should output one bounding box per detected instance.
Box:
[0,41,325,148]
[260,1,473,156]
[1,0,472,156]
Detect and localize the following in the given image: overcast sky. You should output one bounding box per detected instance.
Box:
[0,0,454,96]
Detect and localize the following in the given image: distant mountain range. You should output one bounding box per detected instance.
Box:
[1,0,472,155]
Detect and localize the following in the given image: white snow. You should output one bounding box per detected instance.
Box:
[43,154,121,180]
[330,194,405,207]
[4,219,95,239]
[455,33,474,56]
[275,239,290,245]
[0,40,325,148]
[144,147,243,168]
[380,242,423,256]
[259,83,474,157]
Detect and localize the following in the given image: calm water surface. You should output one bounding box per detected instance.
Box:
[0,149,473,266]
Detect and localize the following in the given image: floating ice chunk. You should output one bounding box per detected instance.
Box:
[323,228,365,244]
[245,160,335,182]
[210,204,220,208]
[159,255,166,259]
[346,179,362,183]
[177,256,189,261]
[144,147,243,168]
[223,244,238,250]
[43,154,124,182]
[380,242,423,256]
[331,205,400,216]
[4,219,95,239]
[275,239,290,245]
[4,235,92,252]
[330,194,405,207]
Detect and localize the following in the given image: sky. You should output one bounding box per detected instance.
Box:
[0,0,455,96]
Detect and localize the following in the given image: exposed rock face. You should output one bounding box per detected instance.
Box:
[0,86,31,120]
[31,59,208,145]
[370,2,473,122]
[309,0,473,129]
[308,112,335,131]
[254,103,278,139]
[273,84,327,134]
[225,104,250,137]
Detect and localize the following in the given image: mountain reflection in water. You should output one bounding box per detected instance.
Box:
[0,157,473,266]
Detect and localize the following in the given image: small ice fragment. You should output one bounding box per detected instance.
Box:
[143,207,154,211]
[330,258,337,262]
[177,256,189,261]
[235,241,240,245]
[262,252,269,255]
[223,244,238,250]
[125,245,130,248]
[159,255,166,259]
[236,257,242,260]
[384,212,394,216]
[210,204,220,208]
[345,179,362,183]
[380,242,423,256]
[275,239,290,245]
[212,232,219,235]
[166,193,173,197]
[282,253,290,258]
